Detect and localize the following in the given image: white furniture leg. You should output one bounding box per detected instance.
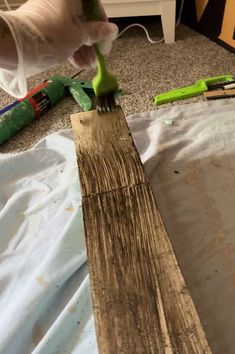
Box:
[161,0,176,44]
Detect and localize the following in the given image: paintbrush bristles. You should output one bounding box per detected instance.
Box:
[96,93,118,113]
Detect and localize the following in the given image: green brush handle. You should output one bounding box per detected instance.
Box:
[82,0,119,98]
[154,74,234,105]
[95,47,108,75]
[82,0,100,21]
[82,0,108,74]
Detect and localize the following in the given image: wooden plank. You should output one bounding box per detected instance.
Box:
[71,108,211,354]
[204,88,235,99]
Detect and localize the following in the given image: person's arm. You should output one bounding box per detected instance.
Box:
[0,0,118,98]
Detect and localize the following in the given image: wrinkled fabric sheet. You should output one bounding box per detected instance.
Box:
[0,99,235,354]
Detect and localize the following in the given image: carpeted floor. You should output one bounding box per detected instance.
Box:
[0,18,235,153]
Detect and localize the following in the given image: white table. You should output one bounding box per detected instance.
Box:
[102,0,176,44]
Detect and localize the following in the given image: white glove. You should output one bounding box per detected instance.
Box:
[0,0,118,98]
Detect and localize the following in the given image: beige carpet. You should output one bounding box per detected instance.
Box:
[0,20,235,153]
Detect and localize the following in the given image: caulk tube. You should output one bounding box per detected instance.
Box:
[0,78,66,144]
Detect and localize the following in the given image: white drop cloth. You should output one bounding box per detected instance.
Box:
[1,99,235,354]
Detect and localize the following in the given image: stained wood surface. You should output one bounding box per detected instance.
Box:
[204,88,235,99]
[71,108,211,354]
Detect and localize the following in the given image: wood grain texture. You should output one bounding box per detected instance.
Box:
[71,108,211,354]
[204,88,235,99]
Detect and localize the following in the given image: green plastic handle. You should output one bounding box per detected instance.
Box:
[154,74,234,105]
[82,0,100,21]
[69,84,92,112]
[56,76,93,111]
[82,0,113,99]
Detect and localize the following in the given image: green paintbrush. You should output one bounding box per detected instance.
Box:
[82,0,119,113]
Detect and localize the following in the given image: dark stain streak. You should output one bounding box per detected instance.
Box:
[32,321,43,345]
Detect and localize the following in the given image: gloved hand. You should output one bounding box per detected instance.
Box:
[0,0,118,98]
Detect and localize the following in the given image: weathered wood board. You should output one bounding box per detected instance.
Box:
[71,108,211,354]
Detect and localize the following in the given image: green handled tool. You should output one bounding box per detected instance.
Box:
[82,0,119,112]
[154,74,234,105]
